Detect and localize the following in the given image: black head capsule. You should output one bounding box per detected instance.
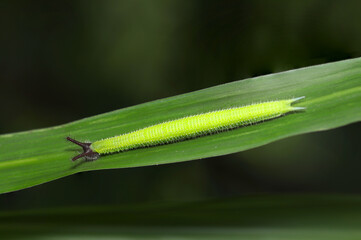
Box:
[66,137,100,161]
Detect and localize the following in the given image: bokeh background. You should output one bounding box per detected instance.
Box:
[0,0,360,210]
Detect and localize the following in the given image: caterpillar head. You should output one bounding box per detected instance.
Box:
[66,137,100,161]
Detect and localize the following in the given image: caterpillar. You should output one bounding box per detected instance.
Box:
[67,97,305,161]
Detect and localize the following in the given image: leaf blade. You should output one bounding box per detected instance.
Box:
[0,58,360,193]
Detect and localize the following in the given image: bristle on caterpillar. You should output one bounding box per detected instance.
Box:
[67,97,305,161]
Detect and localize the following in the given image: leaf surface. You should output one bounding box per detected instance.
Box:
[0,58,360,193]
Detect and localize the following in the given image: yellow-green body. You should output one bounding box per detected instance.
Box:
[91,97,304,154]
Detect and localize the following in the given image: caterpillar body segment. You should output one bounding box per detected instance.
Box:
[67,97,305,161]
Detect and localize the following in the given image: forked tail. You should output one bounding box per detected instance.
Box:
[291,96,306,111]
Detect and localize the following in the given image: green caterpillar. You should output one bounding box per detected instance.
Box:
[67,97,305,161]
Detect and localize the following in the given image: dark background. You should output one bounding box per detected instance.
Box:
[0,0,360,210]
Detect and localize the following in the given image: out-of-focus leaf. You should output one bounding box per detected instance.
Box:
[1,195,361,239]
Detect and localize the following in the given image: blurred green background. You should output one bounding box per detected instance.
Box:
[0,0,360,210]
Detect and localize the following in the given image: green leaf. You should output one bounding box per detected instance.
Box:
[1,195,361,239]
[1,58,360,193]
